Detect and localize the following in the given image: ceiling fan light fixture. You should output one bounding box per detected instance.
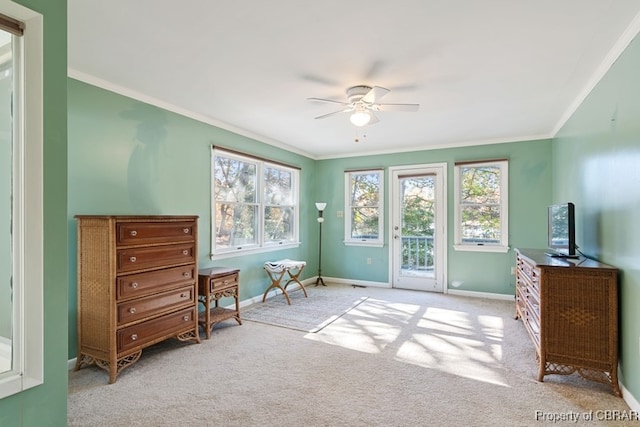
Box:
[310,85,418,126]
[350,108,371,127]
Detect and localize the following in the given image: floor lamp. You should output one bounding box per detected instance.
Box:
[315,202,327,286]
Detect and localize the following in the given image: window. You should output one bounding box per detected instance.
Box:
[454,159,509,253]
[211,148,299,258]
[344,169,384,246]
[0,2,44,399]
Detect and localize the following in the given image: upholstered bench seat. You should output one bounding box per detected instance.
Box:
[262,259,307,305]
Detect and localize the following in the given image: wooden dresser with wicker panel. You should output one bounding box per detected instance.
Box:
[74,215,200,383]
[514,248,620,396]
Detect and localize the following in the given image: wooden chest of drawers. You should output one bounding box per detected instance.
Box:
[515,248,619,396]
[74,215,200,383]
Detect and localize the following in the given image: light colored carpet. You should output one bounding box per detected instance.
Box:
[68,284,634,427]
[241,284,368,332]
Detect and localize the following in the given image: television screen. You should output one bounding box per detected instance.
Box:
[547,202,576,256]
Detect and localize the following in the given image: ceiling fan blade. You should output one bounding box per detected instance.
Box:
[307,97,350,106]
[361,86,390,103]
[300,74,341,87]
[376,103,420,112]
[314,107,353,120]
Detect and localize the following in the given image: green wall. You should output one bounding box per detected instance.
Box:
[552,32,640,398]
[0,1,633,421]
[317,139,552,294]
[0,0,68,426]
[67,78,318,358]
[67,79,555,358]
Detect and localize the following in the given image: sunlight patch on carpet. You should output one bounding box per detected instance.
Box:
[309,296,509,386]
[395,307,508,386]
[306,298,419,353]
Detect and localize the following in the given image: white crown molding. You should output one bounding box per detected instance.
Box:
[316,133,553,160]
[552,10,640,136]
[67,68,317,160]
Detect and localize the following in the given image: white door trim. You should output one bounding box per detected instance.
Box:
[388,163,447,293]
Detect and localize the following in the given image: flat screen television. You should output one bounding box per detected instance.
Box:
[547,202,577,257]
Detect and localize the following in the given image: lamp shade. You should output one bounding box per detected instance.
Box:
[315,202,327,211]
[350,110,371,127]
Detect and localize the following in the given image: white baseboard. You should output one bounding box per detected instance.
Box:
[621,381,640,414]
[320,276,515,302]
[447,288,515,301]
[319,276,391,289]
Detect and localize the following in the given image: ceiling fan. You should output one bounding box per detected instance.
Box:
[308,85,419,127]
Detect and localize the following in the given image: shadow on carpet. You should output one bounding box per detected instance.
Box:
[242,285,368,333]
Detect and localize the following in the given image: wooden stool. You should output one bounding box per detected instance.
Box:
[262,259,307,305]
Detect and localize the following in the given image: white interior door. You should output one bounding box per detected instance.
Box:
[390,164,446,292]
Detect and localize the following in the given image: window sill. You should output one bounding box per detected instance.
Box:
[453,244,510,253]
[344,240,384,248]
[211,242,301,260]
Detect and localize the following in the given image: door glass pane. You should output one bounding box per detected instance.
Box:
[400,176,435,277]
[0,28,13,374]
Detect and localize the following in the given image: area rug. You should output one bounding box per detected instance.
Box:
[241,284,369,332]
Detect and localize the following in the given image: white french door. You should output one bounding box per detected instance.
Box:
[390,164,446,292]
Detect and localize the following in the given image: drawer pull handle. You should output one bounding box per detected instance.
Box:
[130,256,137,263]
[131,282,138,289]
[129,307,136,314]
[180,293,187,298]
[182,250,189,255]
[223,280,229,285]
[183,272,190,278]
[183,228,190,234]
[131,334,138,341]
[183,315,190,321]
[130,230,137,237]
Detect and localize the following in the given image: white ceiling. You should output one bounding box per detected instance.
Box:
[68,1,640,159]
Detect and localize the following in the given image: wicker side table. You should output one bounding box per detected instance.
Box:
[197,267,242,339]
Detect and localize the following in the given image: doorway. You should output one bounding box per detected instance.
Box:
[390,164,446,292]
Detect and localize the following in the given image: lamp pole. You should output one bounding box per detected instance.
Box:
[315,202,326,286]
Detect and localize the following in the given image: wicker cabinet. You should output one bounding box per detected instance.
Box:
[74,215,201,383]
[198,267,242,339]
[515,248,619,396]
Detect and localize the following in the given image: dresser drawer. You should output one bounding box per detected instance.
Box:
[117,243,195,273]
[204,272,239,294]
[117,221,196,246]
[117,265,195,300]
[518,258,540,293]
[117,285,195,325]
[117,307,196,353]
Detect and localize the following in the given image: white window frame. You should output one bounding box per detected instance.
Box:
[0,1,44,399]
[211,148,300,259]
[344,169,384,247]
[453,159,509,253]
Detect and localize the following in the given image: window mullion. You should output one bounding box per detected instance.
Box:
[257,162,264,247]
